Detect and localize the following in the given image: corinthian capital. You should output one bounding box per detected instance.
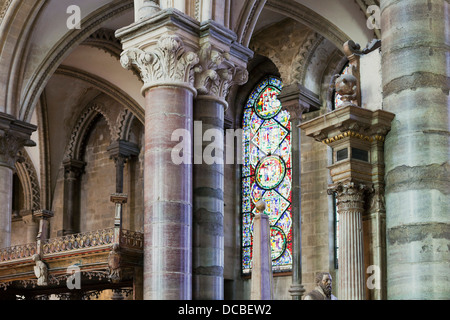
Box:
[194,42,248,105]
[120,34,199,94]
[328,181,372,214]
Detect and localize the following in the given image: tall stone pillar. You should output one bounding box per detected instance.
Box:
[381,0,450,299]
[116,8,200,300]
[61,159,85,236]
[192,25,250,300]
[278,84,320,300]
[0,112,36,248]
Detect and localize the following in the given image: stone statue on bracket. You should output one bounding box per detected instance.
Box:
[332,72,358,108]
[108,243,122,283]
[303,272,337,300]
[32,254,48,286]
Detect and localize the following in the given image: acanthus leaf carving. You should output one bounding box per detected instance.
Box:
[120,35,199,93]
[194,42,249,102]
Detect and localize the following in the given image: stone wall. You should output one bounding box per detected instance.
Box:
[49,115,144,237]
[79,116,116,232]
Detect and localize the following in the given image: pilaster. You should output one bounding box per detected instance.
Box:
[300,104,394,300]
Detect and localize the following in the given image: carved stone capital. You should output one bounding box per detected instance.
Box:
[194,42,248,107]
[120,34,199,95]
[63,159,85,180]
[0,113,37,169]
[328,181,372,214]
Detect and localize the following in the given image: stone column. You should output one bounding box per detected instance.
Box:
[34,209,54,256]
[381,0,450,299]
[192,36,249,300]
[107,140,140,193]
[117,9,200,297]
[61,159,85,235]
[0,112,36,248]
[329,182,369,300]
[251,201,272,300]
[279,84,320,300]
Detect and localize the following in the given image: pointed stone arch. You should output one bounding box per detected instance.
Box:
[14,149,40,212]
[65,101,115,162]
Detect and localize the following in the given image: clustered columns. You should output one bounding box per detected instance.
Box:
[0,112,36,248]
[116,3,251,299]
[381,0,450,299]
[192,28,249,300]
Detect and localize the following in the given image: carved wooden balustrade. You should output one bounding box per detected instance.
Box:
[42,228,116,255]
[0,243,37,263]
[0,228,144,298]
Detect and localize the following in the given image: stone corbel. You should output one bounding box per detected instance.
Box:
[0,113,37,169]
[108,243,122,284]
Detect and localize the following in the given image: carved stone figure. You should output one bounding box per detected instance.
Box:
[32,254,48,286]
[334,73,358,107]
[303,272,337,300]
[108,243,122,283]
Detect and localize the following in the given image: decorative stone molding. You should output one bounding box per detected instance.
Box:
[15,149,40,211]
[291,31,323,85]
[120,34,200,95]
[0,113,36,169]
[0,0,12,25]
[55,66,144,124]
[279,83,321,121]
[194,42,229,95]
[328,181,372,213]
[20,1,134,122]
[65,101,114,161]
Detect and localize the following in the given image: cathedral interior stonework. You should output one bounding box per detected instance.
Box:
[0,0,448,301]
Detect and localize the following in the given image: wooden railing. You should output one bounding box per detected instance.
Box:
[0,228,143,265]
[42,228,115,255]
[0,243,37,263]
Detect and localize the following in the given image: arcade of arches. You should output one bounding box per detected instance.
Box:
[0,0,448,300]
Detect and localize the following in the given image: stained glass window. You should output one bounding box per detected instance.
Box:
[241,76,292,275]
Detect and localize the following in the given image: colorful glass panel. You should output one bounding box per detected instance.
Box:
[241,76,292,275]
[255,156,286,190]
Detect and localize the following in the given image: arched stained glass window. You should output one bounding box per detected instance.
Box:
[241,76,293,275]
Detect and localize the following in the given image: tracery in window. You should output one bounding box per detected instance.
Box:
[241,77,292,275]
